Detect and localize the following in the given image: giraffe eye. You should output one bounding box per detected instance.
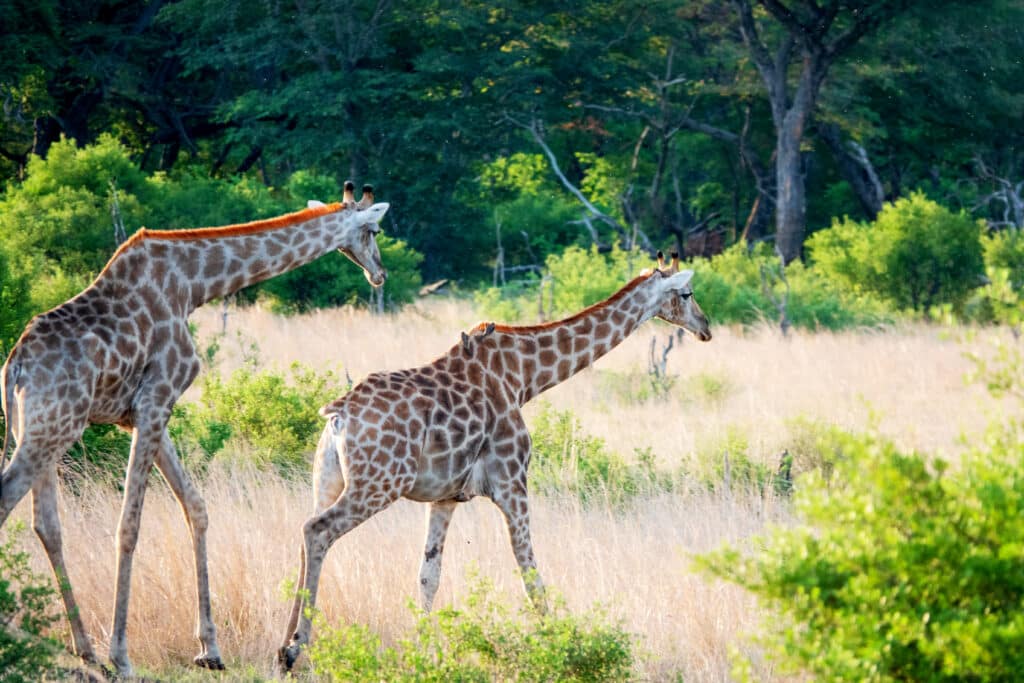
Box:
[680,291,693,300]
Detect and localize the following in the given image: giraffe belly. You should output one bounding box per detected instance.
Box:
[405,444,488,502]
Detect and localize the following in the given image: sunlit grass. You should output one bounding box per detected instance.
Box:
[4,298,1014,680]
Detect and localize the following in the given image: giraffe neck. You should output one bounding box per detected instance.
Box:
[99,204,346,314]
[485,272,661,404]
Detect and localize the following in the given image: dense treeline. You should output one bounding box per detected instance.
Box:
[1,1,1023,325]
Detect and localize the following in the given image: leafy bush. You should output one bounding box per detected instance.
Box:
[690,242,893,330]
[698,341,1024,681]
[966,229,1024,330]
[0,241,32,355]
[528,403,671,504]
[807,192,985,312]
[308,576,635,682]
[0,136,421,320]
[0,525,61,682]
[171,363,346,475]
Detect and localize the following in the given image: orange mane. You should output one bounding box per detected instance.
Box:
[99,202,345,277]
[139,202,344,242]
[473,271,657,334]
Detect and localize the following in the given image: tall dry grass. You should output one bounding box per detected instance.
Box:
[4,299,1012,680]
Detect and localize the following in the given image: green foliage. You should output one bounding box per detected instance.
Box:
[545,245,639,318]
[0,242,32,355]
[807,193,985,313]
[308,576,634,682]
[698,341,1024,682]
[691,242,894,330]
[528,402,671,504]
[0,136,418,319]
[966,229,1024,330]
[170,362,346,476]
[0,525,61,682]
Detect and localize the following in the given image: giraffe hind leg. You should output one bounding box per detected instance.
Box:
[278,483,403,673]
[281,425,347,655]
[32,466,98,665]
[154,432,224,670]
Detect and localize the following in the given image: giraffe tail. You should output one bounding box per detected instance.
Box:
[0,361,18,496]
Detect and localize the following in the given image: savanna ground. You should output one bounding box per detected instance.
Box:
[4,299,1014,681]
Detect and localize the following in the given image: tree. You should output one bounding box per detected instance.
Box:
[730,0,925,263]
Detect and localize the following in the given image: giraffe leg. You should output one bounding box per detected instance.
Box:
[490,479,546,612]
[31,466,97,665]
[153,432,224,670]
[281,427,345,654]
[277,486,402,674]
[418,500,457,612]
[108,419,165,677]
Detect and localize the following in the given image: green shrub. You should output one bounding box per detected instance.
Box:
[528,403,671,504]
[691,425,776,495]
[807,192,985,313]
[308,576,635,682]
[0,136,421,320]
[698,342,1024,682]
[0,525,61,682]
[691,242,893,330]
[0,241,32,355]
[171,363,346,476]
[983,227,1024,288]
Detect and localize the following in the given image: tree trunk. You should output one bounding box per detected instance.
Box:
[775,113,807,263]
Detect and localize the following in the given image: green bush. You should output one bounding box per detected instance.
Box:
[170,363,346,475]
[698,342,1024,682]
[807,192,985,313]
[308,576,635,682]
[0,241,32,355]
[690,242,893,330]
[528,403,671,504]
[0,525,61,683]
[0,136,421,320]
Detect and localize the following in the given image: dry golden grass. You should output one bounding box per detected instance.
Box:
[4,299,1012,681]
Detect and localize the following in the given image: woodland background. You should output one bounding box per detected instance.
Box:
[2,0,1024,342]
[3,2,1024,681]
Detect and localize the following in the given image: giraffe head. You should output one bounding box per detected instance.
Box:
[311,181,389,286]
[652,251,712,341]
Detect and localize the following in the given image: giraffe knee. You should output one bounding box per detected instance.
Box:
[32,515,62,550]
[186,495,209,534]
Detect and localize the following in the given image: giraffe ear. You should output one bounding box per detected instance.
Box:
[662,269,694,292]
[307,200,326,208]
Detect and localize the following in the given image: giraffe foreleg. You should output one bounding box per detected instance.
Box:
[31,466,97,665]
[492,481,546,612]
[418,500,457,612]
[154,432,224,671]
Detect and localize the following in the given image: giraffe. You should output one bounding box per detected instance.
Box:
[0,183,389,676]
[277,252,711,672]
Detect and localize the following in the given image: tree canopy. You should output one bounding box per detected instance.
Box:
[1,0,1021,296]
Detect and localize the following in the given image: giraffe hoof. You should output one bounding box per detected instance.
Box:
[193,654,226,670]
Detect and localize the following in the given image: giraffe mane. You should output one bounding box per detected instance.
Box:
[97,203,347,278]
[139,202,345,242]
[475,271,658,334]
